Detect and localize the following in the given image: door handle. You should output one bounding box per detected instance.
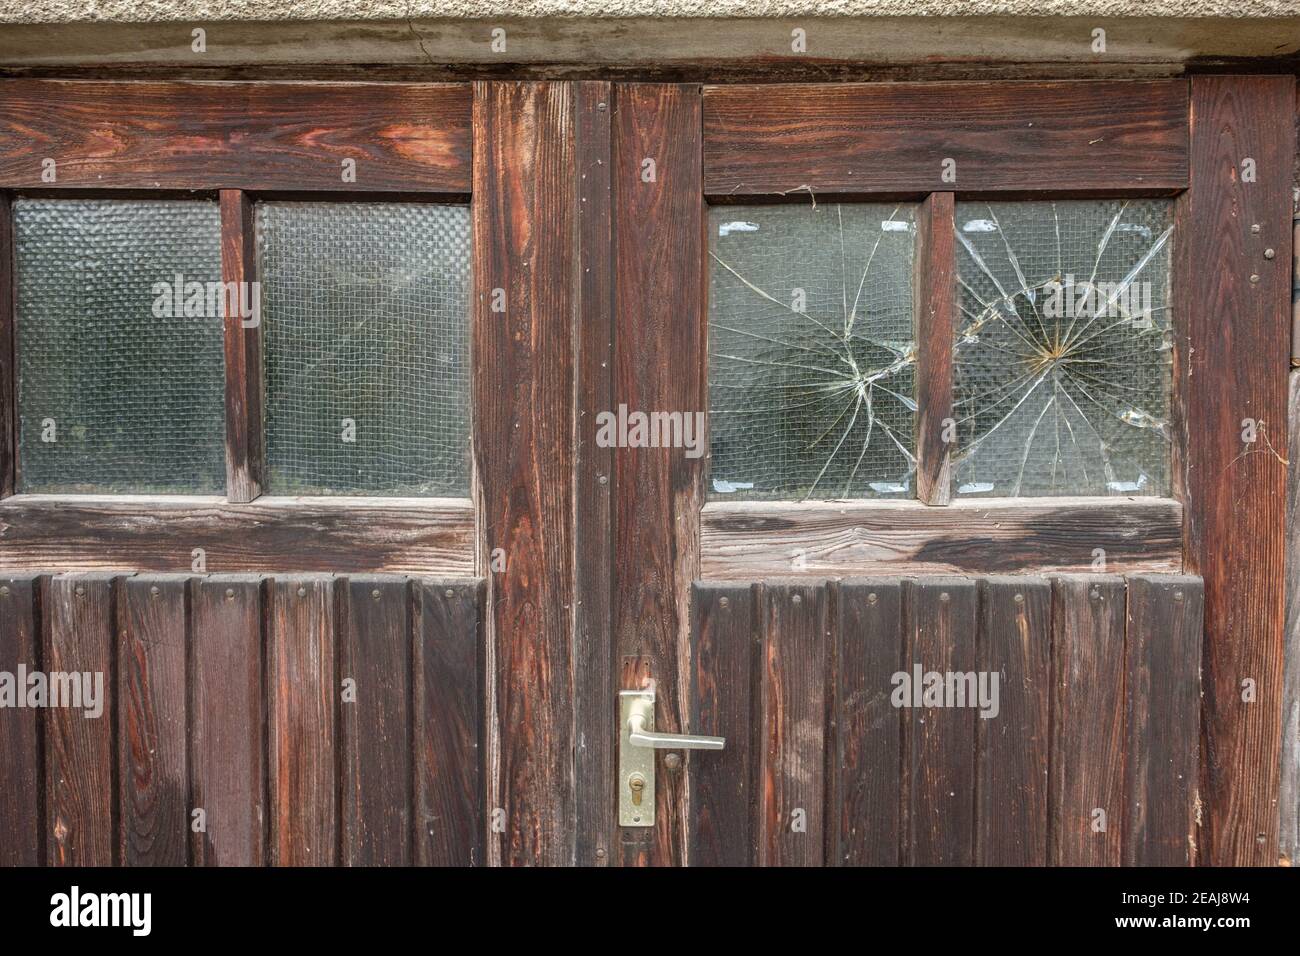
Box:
[619,685,725,827]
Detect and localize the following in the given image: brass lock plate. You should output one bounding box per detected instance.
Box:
[619,688,656,827]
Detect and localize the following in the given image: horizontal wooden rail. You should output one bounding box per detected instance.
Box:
[703,80,1189,196]
[701,497,1183,578]
[0,495,475,575]
[0,81,473,193]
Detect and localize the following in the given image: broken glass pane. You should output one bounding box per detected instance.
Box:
[14,198,226,494]
[708,204,917,500]
[258,201,471,497]
[953,200,1173,498]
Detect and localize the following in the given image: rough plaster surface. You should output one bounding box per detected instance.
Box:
[3,0,1299,24]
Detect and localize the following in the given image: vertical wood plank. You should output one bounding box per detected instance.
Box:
[44,573,116,867]
[118,575,188,866]
[976,576,1050,866]
[915,192,955,506]
[268,575,336,866]
[904,578,978,866]
[1181,75,1294,866]
[0,573,42,865]
[0,192,14,497]
[830,579,903,866]
[339,576,412,866]
[571,80,617,869]
[758,581,829,867]
[220,188,263,503]
[1124,574,1203,867]
[473,81,578,868]
[611,82,704,868]
[1284,370,1300,865]
[688,582,756,867]
[414,579,483,867]
[1049,576,1126,866]
[190,574,265,867]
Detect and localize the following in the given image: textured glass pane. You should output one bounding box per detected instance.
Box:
[953,200,1173,498]
[15,199,226,494]
[708,204,916,500]
[259,202,470,497]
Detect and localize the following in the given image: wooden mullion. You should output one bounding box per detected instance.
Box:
[915,192,955,506]
[220,189,264,503]
[0,191,14,498]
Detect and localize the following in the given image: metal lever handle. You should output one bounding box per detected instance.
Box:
[627,712,726,751]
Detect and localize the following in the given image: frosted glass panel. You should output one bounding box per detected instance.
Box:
[708,204,917,500]
[258,202,471,497]
[15,199,226,494]
[953,200,1173,497]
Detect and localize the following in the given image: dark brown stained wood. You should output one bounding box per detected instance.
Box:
[1049,576,1126,867]
[118,575,188,866]
[220,189,263,503]
[43,573,115,866]
[1124,574,1203,867]
[268,575,336,866]
[903,578,977,866]
[339,576,412,866]
[976,577,1050,866]
[571,81,616,869]
[915,192,955,506]
[830,579,903,866]
[0,573,41,865]
[0,193,14,498]
[703,80,1188,195]
[758,581,829,867]
[1180,75,1294,867]
[701,498,1182,578]
[688,582,757,867]
[0,495,475,575]
[0,81,473,192]
[190,575,265,867]
[1284,371,1300,865]
[413,578,483,867]
[473,81,577,867]
[611,83,704,867]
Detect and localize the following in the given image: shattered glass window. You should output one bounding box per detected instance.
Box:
[258,202,471,497]
[953,200,1173,498]
[708,204,917,500]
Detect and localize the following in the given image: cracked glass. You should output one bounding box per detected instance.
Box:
[953,200,1173,498]
[708,204,917,500]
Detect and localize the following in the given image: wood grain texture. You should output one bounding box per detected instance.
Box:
[915,192,955,506]
[220,189,263,503]
[190,574,265,867]
[830,579,903,866]
[0,573,41,865]
[0,194,13,498]
[1284,370,1300,865]
[702,498,1182,578]
[1124,574,1203,867]
[571,81,616,869]
[473,81,577,867]
[118,575,188,866]
[904,578,977,866]
[414,578,483,867]
[611,83,704,867]
[703,80,1189,195]
[0,495,475,574]
[1049,576,1126,867]
[340,576,412,866]
[268,575,336,866]
[0,80,472,192]
[43,573,115,866]
[1180,75,1294,866]
[976,577,1050,866]
[688,582,757,867]
[758,581,828,867]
